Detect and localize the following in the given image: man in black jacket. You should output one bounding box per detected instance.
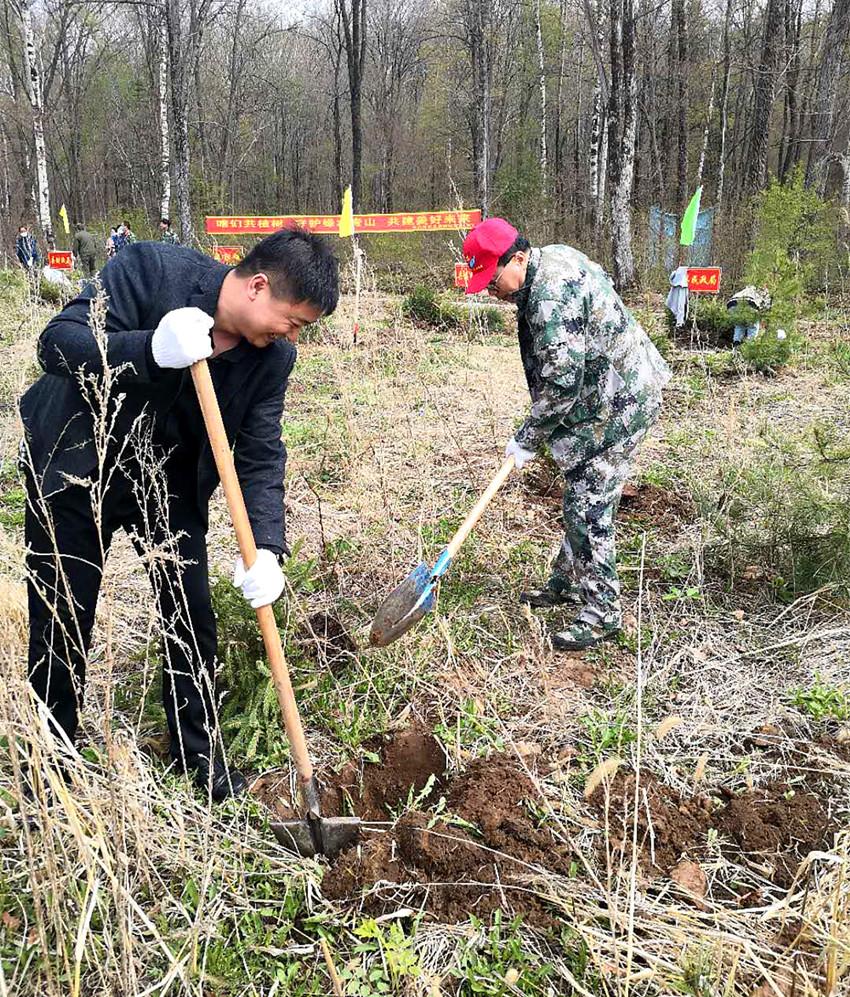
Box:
[20,228,339,800]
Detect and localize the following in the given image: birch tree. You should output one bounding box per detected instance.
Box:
[19,0,53,249]
[607,0,636,288]
[158,11,170,220]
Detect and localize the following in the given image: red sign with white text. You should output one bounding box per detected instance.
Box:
[687,267,721,294]
[205,210,482,236]
[454,262,471,288]
[210,246,242,264]
[48,250,72,270]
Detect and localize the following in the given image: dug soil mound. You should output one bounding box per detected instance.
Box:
[589,770,713,873]
[253,724,447,822]
[322,753,575,924]
[618,482,694,529]
[715,783,835,888]
[590,769,837,890]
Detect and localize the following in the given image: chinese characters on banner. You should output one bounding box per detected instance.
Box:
[210,246,243,264]
[686,267,721,294]
[454,262,471,288]
[48,250,73,270]
[205,210,482,236]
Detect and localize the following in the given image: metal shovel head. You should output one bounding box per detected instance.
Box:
[369,562,436,647]
[270,815,362,859]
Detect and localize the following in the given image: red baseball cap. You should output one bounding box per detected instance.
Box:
[462,217,518,294]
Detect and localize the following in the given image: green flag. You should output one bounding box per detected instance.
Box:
[680,186,702,246]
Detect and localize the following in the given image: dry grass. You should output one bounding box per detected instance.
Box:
[0,275,847,995]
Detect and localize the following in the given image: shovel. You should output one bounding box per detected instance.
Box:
[370,455,516,647]
[192,359,360,858]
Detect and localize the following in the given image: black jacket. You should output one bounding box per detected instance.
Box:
[19,242,295,554]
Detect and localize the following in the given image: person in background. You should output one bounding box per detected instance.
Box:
[72,222,98,277]
[121,221,137,248]
[159,217,179,245]
[16,225,40,272]
[105,227,118,259]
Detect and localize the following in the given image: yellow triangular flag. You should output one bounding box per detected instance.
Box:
[339,186,354,238]
[59,203,70,235]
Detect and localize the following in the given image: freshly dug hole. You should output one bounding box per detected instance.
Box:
[323,754,575,924]
[253,723,447,821]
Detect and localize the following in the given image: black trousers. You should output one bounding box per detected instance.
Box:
[25,463,218,768]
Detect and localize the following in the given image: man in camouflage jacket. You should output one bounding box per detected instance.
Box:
[463,217,671,650]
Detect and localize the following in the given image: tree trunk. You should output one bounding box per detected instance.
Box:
[779,0,804,178]
[696,56,716,189]
[469,0,492,215]
[158,12,171,220]
[747,0,785,193]
[0,125,10,225]
[716,0,733,212]
[20,0,54,249]
[166,0,193,244]
[534,0,548,196]
[584,0,608,244]
[608,0,636,288]
[336,0,367,210]
[672,0,688,210]
[808,0,850,190]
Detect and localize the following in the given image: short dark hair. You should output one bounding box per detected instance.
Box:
[498,235,531,269]
[236,227,339,315]
[161,217,170,226]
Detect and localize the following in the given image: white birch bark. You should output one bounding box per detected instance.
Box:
[0,126,10,224]
[696,56,716,189]
[158,13,171,221]
[534,0,548,194]
[20,0,54,249]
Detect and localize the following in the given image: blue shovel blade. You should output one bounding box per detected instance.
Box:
[370,561,437,647]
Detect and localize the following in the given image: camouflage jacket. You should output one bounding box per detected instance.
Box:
[513,245,671,460]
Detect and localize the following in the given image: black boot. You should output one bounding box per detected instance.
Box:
[183,756,248,802]
[519,584,581,609]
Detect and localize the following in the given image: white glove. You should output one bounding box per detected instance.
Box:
[505,437,536,469]
[151,307,214,369]
[232,549,285,609]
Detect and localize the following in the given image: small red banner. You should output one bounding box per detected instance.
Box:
[48,250,73,270]
[687,266,721,294]
[205,210,482,236]
[210,245,242,264]
[454,262,471,288]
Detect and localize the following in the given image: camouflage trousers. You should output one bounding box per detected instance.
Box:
[547,409,660,627]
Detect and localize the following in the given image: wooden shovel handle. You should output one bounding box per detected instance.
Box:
[445,455,516,561]
[191,360,314,785]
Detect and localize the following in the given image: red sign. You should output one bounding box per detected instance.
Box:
[687,267,721,294]
[454,262,471,288]
[210,246,242,264]
[205,210,482,236]
[48,250,72,270]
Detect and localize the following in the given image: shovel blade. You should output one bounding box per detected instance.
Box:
[369,562,436,647]
[271,816,362,859]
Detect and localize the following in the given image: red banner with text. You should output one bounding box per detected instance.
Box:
[687,267,721,294]
[48,250,73,270]
[205,210,482,236]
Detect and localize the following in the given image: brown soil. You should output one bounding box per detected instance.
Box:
[714,784,835,888]
[588,770,713,873]
[252,724,447,821]
[322,753,575,924]
[590,769,837,890]
[618,482,695,529]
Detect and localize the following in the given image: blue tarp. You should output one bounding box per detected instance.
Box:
[649,205,714,268]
